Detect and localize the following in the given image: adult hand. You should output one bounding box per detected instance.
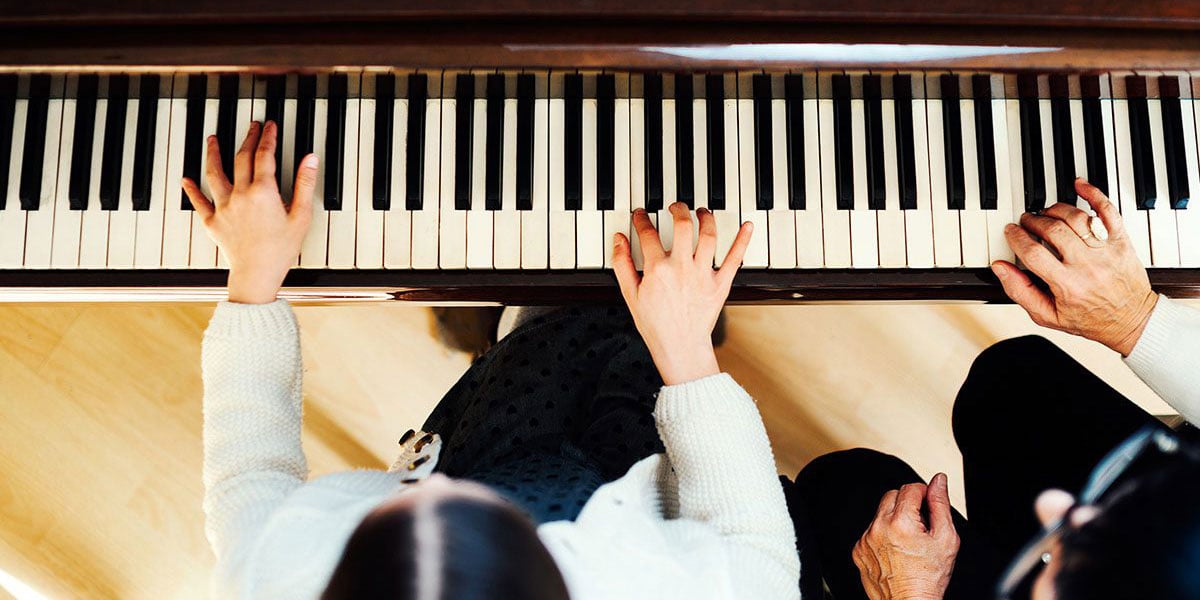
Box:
[182,121,318,304]
[991,178,1157,356]
[612,203,753,385]
[853,474,960,600]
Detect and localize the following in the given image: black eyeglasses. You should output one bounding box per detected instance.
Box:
[996,425,1200,600]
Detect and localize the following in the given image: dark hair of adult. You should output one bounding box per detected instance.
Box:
[1054,457,1200,600]
[322,497,570,600]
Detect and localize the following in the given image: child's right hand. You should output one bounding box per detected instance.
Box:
[612,203,753,385]
[182,121,318,305]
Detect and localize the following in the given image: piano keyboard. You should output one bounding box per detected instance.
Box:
[1,70,1198,272]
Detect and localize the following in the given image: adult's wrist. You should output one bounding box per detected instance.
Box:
[1106,292,1158,356]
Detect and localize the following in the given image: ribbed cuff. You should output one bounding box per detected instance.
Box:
[205,299,298,339]
[1125,294,1179,374]
[654,372,755,423]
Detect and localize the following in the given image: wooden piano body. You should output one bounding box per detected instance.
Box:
[1,1,1199,303]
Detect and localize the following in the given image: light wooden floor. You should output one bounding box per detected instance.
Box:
[0,301,1186,600]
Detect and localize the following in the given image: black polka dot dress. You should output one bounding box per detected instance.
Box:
[421,306,665,524]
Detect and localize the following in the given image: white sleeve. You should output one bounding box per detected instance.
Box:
[1124,295,1200,425]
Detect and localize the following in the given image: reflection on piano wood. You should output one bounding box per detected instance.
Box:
[1,2,1199,302]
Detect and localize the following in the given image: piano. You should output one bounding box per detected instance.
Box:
[1,1,1199,303]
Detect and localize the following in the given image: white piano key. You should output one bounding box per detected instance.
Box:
[161,75,192,269]
[603,76,631,269]
[904,74,935,268]
[327,74,359,269]
[1146,93,1180,267]
[658,95,676,254]
[0,90,27,268]
[467,94,494,269]
[384,93,412,270]
[493,95,521,269]
[877,89,907,267]
[1039,90,1059,208]
[79,92,110,269]
[849,92,879,268]
[1004,77,1029,228]
[190,93,220,268]
[959,95,990,267]
[438,86,467,270]
[987,83,1017,264]
[521,76,550,269]
[1098,75,1123,243]
[577,97,604,268]
[50,77,81,268]
[691,91,709,215]
[736,79,768,268]
[926,76,962,267]
[411,88,442,269]
[1068,88,1090,209]
[1112,92,1153,265]
[356,87,384,269]
[548,88,574,269]
[281,79,297,203]
[251,76,266,123]
[1180,78,1200,267]
[107,80,140,269]
[768,96,797,268]
[299,93,330,268]
[794,74,824,268]
[24,75,65,269]
[818,73,851,268]
[628,94,646,269]
[134,75,174,268]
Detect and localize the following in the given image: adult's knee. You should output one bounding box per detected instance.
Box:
[953,335,1061,447]
[794,448,919,499]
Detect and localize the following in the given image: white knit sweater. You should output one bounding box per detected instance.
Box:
[202,301,799,600]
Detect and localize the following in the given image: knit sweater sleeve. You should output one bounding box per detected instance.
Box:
[201,300,307,579]
[1124,295,1200,425]
[654,373,800,599]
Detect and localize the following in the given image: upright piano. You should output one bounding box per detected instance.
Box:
[1,1,1199,302]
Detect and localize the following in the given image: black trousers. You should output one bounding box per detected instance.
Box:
[785,336,1166,599]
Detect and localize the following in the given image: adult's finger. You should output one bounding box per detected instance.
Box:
[991,260,1058,327]
[632,208,665,261]
[926,474,957,539]
[1020,213,1087,261]
[893,483,928,524]
[716,222,754,289]
[253,120,279,186]
[1004,223,1067,282]
[181,177,215,220]
[203,136,233,205]
[1075,178,1124,241]
[695,208,718,265]
[669,202,694,257]
[612,233,641,307]
[874,489,900,519]
[1041,202,1104,248]
[289,153,319,225]
[233,121,262,187]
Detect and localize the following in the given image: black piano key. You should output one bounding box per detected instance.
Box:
[324,73,347,211]
[99,74,129,211]
[18,74,51,210]
[705,74,726,210]
[832,74,853,210]
[863,74,886,210]
[972,74,998,210]
[1160,76,1189,210]
[265,75,285,189]
[216,74,238,182]
[293,75,316,202]
[1049,74,1077,205]
[596,74,615,210]
[784,74,805,210]
[515,74,534,211]
[1080,75,1109,196]
[1018,74,1047,213]
[940,74,965,211]
[752,73,773,211]
[373,73,395,210]
[69,74,99,210]
[675,74,694,207]
[0,75,14,210]
[405,74,428,210]
[1126,76,1156,210]
[894,75,917,210]
[644,73,664,212]
[130,74,160,211]
[454,73,474,211]
[564,73,583,211]
[181,74,207,210]
[484,73,504,210]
